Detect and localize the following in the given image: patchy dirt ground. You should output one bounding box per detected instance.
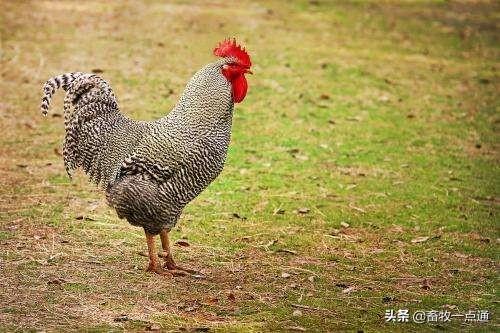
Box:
[1,0,498,331]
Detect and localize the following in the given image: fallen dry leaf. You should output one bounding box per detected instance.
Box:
[47,278,66,285]
[389,225,404,233]
[346,116,361,122]
[411,236,429,243]
[234,235,252,242]
[276,248,297,255]
[349,204,365,213]
[273,208,285,215]
[329,228,340,235]
[265,239,278,247]
[205,297,219,304]
[341,286,356,294]
[75,215,95,221]
[232,212,247,220]
[285,326,306,332]
[294,154,309,161]
[175,240,190,247]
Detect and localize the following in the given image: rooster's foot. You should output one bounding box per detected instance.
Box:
[146,263,173,276]
[162,259,203,277]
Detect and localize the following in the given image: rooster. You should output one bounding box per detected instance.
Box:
[40,39,252,276]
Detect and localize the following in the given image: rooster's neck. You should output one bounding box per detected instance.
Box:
[162,62,234,136]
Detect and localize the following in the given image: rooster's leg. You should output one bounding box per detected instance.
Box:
[145,231,171,276]
[160,229,199,275]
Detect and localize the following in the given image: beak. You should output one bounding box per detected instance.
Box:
[245,69,253,74]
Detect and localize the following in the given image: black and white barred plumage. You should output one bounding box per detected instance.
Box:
[41,59,234,234]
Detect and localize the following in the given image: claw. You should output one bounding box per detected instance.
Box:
[163,262,204,278]
[166,268,189,277]
[147,263,173,276]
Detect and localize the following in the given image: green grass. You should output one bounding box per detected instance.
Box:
[0,0,498,331]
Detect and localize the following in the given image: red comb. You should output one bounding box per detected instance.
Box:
[213,38,251,68]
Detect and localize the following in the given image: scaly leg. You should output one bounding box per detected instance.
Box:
[160,229,200,275]
[145,231,171,276]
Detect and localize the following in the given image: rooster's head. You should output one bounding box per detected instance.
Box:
[214,38,252,103]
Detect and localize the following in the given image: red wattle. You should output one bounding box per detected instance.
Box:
[232,74,248,103]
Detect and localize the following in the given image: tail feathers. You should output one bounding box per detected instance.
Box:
[41,72,123,184]
[59,74,119,177]
[40,72,84,116]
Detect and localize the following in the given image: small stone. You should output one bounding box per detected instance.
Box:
[297,207,310,214]
[378,95,390,102]
[113,314,128,322]
[281,272,291,278]
[292,309,303,317]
